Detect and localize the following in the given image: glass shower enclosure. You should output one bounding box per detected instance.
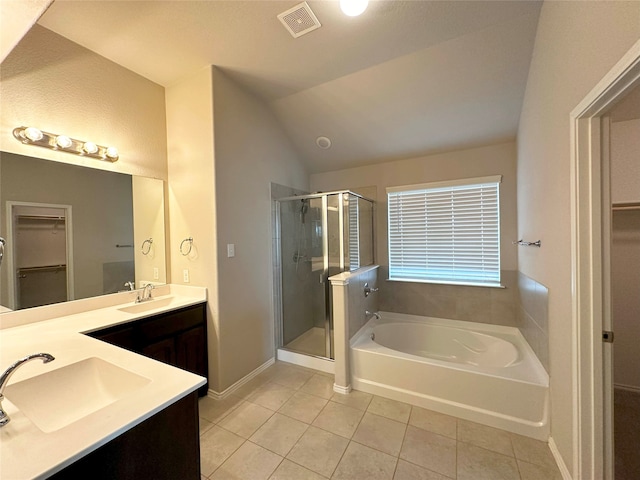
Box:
[276,191,374,360]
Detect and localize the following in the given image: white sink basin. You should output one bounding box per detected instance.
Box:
[117,296,179,314]
[3,357,150,433]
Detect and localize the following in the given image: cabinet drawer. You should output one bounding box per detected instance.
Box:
[138,305,205,343]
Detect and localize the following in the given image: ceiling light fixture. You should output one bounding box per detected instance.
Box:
[340,0,368,17]
[13,127,119,162]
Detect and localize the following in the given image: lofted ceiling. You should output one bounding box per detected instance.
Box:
[37,0,542,173]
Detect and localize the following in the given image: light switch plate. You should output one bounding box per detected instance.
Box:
[227,243,235,257]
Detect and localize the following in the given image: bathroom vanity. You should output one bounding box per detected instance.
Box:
[0,285,207,479]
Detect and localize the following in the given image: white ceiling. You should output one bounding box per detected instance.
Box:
[37,0,542,173]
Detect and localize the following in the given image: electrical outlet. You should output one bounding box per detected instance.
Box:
[227,243,235,257]
[153,267,159,280]
[183,269,190,283]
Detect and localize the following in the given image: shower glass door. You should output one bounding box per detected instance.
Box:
[279,196,332,359]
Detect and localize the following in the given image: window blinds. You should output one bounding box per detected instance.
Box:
[387,176,501,287]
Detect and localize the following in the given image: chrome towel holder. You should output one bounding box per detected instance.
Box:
[180,237,193,256]
[141,238,153,255]
[513,239,541,247]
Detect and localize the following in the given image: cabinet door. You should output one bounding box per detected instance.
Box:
[176,326,207,378]
[142,337,176,365]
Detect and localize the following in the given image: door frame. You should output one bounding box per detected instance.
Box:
[571,39,640,480]
[6,201,74,309]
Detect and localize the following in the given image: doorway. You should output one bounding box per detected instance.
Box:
[6,201,74,310]
[571,40,640,480]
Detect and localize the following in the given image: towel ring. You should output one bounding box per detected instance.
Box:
[180,237,193,256]
[141,238,153,255]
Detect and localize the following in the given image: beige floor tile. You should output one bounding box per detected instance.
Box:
[332,441,397,480]
[353,412,407,456]
[248,382,296,411]
[250,413,309,456]
[517,459,563,480]
[218,401,274,438]
[199,425,245,477]
[408,407,457,439]
[312,400,365,438]
[286,426,349,478]
[211,441,283,480]
[268,459,328,480]
[457,419,514,456]
[393,460,452,480]
[368,396,412,424]
[510,433,557,469]
[278,391,329,424]
[270,366,315,390]
[199,395,243,424]
[234,376,270,399]
[331,390,373,411]
[399,425,456,478]
[300,373,335,399]
[200,417,215,436]
[457,442,519,480]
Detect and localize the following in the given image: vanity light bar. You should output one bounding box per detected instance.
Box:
[13,126,119,162]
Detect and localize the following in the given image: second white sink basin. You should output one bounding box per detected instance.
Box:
[3,357,150,433]
[117,296,179,314]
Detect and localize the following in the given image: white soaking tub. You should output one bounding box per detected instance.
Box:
[350,312,549,440]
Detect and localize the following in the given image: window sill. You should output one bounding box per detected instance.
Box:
[386,278,505,289]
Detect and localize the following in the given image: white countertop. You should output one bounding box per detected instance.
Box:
[0,284,207,480]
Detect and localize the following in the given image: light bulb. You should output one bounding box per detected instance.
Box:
[105,146,119,159]
[340,0,368,16]
[83,142,98,154]
[55,135,72,149]
[24,127,43,142]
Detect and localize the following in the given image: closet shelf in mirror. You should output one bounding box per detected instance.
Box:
[17,264,66,273]
[16,215,65,221]
[612,203,640,211]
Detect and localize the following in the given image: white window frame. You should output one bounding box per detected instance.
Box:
[387,175,502,287]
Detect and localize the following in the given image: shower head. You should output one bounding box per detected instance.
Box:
[300,199,309,215]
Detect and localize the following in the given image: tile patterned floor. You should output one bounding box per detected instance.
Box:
[198,361,562,480]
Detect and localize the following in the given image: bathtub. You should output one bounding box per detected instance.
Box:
[350,312,549,440]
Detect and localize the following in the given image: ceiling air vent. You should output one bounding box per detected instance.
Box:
[277,2,321,38]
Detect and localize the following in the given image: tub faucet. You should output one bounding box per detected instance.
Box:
[136,283,154,303]
[365,310,381,320]
[0,353,55,427]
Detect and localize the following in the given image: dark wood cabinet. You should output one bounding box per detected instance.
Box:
[87,303,208,395]
[50,391,200,480]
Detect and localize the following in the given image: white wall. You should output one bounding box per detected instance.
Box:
[516,1,640,473]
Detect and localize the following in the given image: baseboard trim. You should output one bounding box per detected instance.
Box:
[333,384,352,394]
[549,436,572,480]
[207,357,276,400]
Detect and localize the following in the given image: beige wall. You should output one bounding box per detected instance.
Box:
[132,176,167,286]
[166,67,221,390]
[0,25,167,180]
[166,67,308,392]
[516,1,640,472]
[611,119,640,204]
[211,67,308,390]
[310,142,519,327]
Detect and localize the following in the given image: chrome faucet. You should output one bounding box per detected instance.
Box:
[123,281,135,291]
[136,283,154,303]
[0,353,55,427]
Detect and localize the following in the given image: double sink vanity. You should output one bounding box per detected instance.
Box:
[0,284,207,479]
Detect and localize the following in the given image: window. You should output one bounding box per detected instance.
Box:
[387,176,501,287]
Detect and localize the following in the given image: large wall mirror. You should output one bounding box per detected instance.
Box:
[0,152,167,312]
